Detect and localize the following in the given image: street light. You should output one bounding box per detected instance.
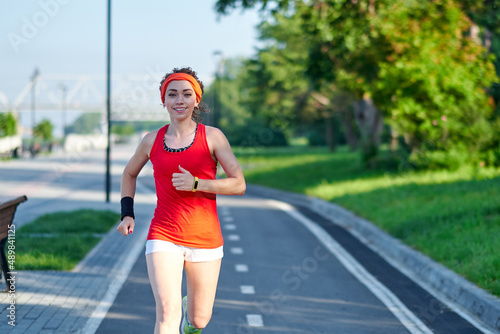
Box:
[212,50,224,128]
[59,83,67,146]
[30,68,40,157]
[105,0,112,202]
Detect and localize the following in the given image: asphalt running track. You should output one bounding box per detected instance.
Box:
[0,145,493,333]
[95,189,485,333]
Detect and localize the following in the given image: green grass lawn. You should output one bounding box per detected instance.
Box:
[15,209,120,270]
[235,146,500,296]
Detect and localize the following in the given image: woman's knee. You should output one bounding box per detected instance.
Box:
[156,302,181,323]
[189,311,212,329]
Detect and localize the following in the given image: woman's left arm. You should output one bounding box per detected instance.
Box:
[201,127,246,195]
[172,127,246,195]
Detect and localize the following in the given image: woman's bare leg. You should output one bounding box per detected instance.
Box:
[183,259,222,329]
[146,252,185,334]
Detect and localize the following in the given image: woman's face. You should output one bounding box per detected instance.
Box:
[163,80,199,121]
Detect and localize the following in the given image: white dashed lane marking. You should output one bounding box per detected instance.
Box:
[227,234,240,241]
[246,314,264,327]
[219,207,263,328]
[230,247,243,255]
[235,264,249,272]
[240,286,255,294]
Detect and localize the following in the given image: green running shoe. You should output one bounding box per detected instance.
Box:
[181,296,202,334]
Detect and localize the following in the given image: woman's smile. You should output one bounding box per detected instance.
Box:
[173,106,188,113]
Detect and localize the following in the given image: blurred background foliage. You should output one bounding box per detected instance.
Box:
[33,119,54,141]
[0,112,18,137]
[209,0,500,170]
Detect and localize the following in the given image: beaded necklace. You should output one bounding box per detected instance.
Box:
[163,123,198,153]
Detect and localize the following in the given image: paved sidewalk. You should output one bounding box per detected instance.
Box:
[0,181,156,334]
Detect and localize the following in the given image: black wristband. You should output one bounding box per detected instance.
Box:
[121,196,135,221]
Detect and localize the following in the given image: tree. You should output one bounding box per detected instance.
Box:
[33,119,54,141]
[216,0,500,168]
[0,112,18,137]
[214,0,291,14]
[457,0,500,166]
[241,13,308,140]
[372,0,498,168]
[296,0,389,161]
[111,122,135,136]
[230,11,357,149]
[66,112,102,134]
[218,0,389,159]
[204,58,253,142]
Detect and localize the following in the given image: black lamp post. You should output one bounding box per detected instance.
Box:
[105,0,112,202]
[30,68,40,157]
[59,83,67,145]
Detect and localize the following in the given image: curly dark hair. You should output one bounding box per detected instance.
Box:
[159,67,210,122]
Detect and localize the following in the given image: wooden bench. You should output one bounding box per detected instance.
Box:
[0,195,27,292]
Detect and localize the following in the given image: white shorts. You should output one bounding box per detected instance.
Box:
[145,239,224,262]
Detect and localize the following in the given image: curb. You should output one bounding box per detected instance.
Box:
[246,184,500,333]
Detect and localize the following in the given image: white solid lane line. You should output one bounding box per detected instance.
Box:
[269,200,433,334]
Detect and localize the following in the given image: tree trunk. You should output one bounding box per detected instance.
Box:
[390,126,398,151]
[338,107,359,150]
[353,96,383,167]
[484,28,493,51]
[469,22,481,44]
[325,115,336,151]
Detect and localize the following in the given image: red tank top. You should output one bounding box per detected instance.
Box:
[147,123,223,248]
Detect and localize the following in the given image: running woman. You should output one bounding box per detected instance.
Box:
[117,67,246,334]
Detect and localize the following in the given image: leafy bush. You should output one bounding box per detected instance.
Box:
[408,149,471,171]
[33,119,54,140]
[66,112,102,134]
[225,120,288,147]
[307,129,326,146]
[0,112,18,137]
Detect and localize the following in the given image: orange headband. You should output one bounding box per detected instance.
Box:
[160,73,202,104]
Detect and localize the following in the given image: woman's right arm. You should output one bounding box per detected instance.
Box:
[117,131,156,236]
